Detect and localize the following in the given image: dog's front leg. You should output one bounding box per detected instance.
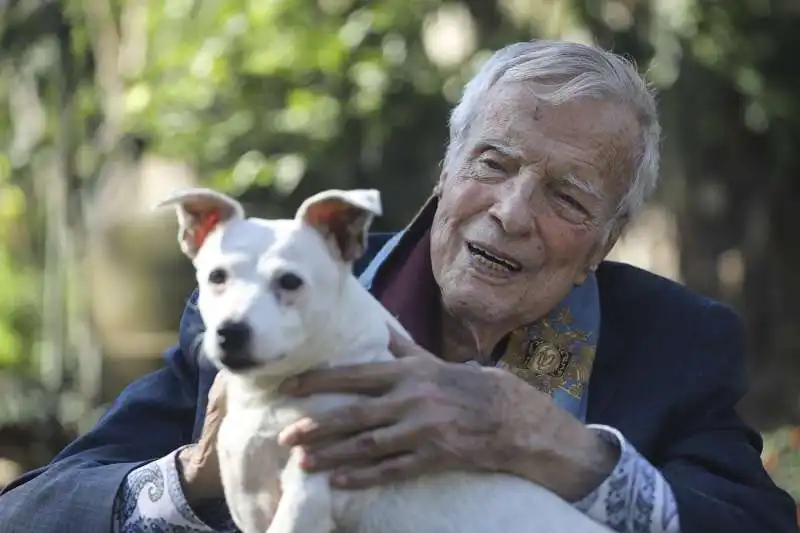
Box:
[265,447,335,533]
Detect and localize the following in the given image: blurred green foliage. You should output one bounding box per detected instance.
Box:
[0,157,37,370]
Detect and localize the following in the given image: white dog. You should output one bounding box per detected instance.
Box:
[157,187,613,533]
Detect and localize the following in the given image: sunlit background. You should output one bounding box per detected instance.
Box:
[2,0,800,515]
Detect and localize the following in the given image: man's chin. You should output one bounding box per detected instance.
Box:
[440,283,509,320]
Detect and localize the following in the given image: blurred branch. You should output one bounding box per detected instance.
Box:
[37,13,75,395]
[82,0,124,153]
[28,2,104,421]
[59,9,104,412]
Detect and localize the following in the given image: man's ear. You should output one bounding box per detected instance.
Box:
[599,215,628,259]
[296,189,382,263]
[573,217,627,285]
[154,188,245,259]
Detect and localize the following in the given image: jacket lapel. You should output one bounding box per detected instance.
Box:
[585,277,630,426]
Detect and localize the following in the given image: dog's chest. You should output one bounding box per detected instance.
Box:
[218,393,355,468]
[216,402,291,517]
[218,406,282,451]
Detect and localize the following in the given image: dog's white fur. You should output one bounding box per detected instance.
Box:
[157,188,613,533]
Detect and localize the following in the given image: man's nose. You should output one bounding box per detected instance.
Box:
[488,177,536,236]
[215,320,255,370]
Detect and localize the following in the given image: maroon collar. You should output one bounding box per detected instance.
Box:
[369,198,442,356]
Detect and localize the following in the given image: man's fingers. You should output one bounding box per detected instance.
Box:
[279,361,401,397]
[330,452,434,490]
[278,399,396,447]
[193,370,228,463]
[301,422,418,471]
[207,371,228,411]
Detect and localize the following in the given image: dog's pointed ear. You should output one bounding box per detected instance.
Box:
[154,188,245,259]
[296,189,382,263]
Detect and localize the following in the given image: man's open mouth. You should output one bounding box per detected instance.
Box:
[466,242,522,272]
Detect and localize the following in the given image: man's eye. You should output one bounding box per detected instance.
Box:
[208,268,228,285]
[557,193,587,213]
[480,158,505,172]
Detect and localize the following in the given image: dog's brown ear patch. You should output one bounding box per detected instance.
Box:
[183,204,223,254]
[302,200,371,261]
[155,188,245,259]
[297,189,382,263]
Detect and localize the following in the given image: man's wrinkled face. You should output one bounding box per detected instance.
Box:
[431,82,638,329]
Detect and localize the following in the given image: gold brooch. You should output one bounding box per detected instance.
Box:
[523,338,571,377]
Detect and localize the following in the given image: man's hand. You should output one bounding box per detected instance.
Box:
[177,370,228,504]
[277,329,619,500]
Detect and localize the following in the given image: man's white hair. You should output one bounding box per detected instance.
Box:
[444,40,661,221]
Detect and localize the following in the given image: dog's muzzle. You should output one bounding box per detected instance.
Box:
[215,320,256,370]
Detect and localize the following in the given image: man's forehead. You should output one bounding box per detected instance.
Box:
[477,82,637,150]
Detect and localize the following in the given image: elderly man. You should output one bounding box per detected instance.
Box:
[1,40,796,533]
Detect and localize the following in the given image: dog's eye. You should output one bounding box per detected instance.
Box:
[276,272,303,291]
[208,268,228,285]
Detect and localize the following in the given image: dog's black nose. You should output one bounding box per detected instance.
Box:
[216,320,254,370]
[217,320,251,351]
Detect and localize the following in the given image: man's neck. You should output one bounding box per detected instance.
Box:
[439,308,509,365]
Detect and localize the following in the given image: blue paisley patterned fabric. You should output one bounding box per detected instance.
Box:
[113,448,238,533]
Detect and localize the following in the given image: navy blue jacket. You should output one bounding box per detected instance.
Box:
[0,233,796,533]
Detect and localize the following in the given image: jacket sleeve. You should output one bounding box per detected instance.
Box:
[112,447,237,532]
[658,302,798,533]
[574,425,681,533]
[0,294,205,533]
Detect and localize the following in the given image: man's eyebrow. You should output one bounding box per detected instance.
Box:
[559,173,606,200]
[475,138,525,160]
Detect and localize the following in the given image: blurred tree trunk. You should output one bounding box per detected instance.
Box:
[659,60,781,426]
[744,124,800,429]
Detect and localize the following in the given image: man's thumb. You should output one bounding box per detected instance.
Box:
[387,323,417,358]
